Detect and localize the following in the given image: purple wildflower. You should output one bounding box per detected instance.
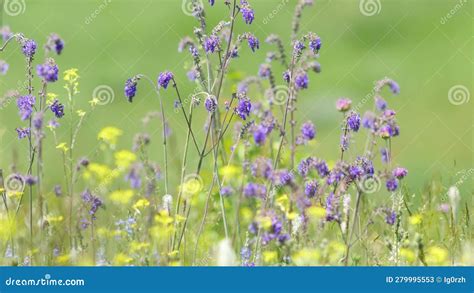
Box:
[253,124,267,146]
[362,111,376,130]
[388,80,400,95]
[157,71,174,89]
[283,70,291,83]
[247,34,259,52]
[385,210,396,225]
[16,127,30,139]
[209,0,215,5]
[0,60,9,75]
[380,148,389,164]
[375,96,387,111]
[295,72,309,90]
[17,95,36,120]
[125,167,141,189]
[204,35,220,53]
[82,190,103,220]
[301,121,316,140]
[32,112,43,131]
[325,192,340,222]
[240,1,255,24]
[205,96,217,113]
[386,177,399,192]
[22,39,37,58]
[305,180,318,198]
[243,183,266,198]
[392,167,408,179]
[220,186,234,197]
[50,99,65,118]
[258,63,271,78]
[278,169,294,186]
[347,112,361,132]
[235,98,252,120]
[37,59,59,82]
[309,36,322,53]
[315,160,330,177]
[124,78,138,102]
[348,165,364,180]
[46,33,65,55]
[336,98,352,112]
[293,40,305,56]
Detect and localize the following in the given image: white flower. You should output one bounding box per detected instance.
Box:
[216,239,236,266]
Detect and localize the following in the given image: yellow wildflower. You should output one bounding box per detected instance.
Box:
[400,248,416,263]
[76,110,86,117]
[56,142,69,152]
[63,68,79,82]
[409,214,423,225]
[113,253,133,265]
[293,248,321,266]
[98,126,123,146]
[133,198,150,211]
[109,189,134,205]
[114,150,137,168]
[263,251,278,263]
[426,246,448,265]
[307,206,326,219]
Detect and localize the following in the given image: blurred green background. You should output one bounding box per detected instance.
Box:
[0,0,472,196]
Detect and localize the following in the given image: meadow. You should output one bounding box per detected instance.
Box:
[0,0,472,266]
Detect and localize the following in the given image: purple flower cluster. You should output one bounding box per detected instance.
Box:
[22,39,37,58]
[243,183,266,198]
[17,95,36,121]
[37,59,59,82]
[204,35,220,53]
[50,99,65,118]
[240,1,255,24]
[157,71,174,89]
[235,97,252,120]
[81,190,103,221]
[125,78,138,102]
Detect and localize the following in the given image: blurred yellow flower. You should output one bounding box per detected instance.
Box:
[133,198,150,211]
[219,165,241,178]
[400,248,416,263]
[46,93,58,105]
[426,246,448,265]
[293,248,321,266]
[155,210,174,226]
[55,254,71,265]
[0,218,16,241]
[98,126,123,146]
[263,251,278,263]
[45,215,64,224]
[76,110,86,117]
[83,163,118,185]
[109,189,134,205]
[307,206,326,219]
[63,68,79,82]
[114,253,133,265]
[130,241,150,253]
[56,142,69,152]
[276,194,289,212]
[409,214,423,225]
[114,150,137,168]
